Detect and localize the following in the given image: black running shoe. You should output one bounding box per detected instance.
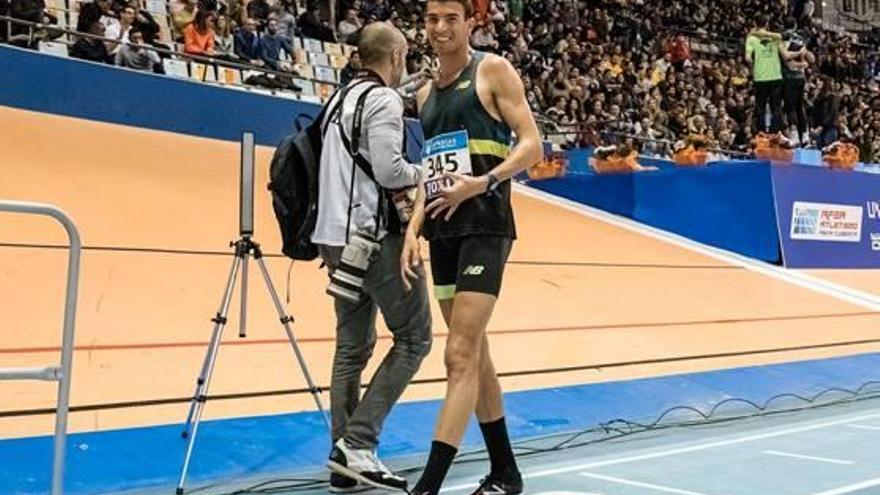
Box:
[468,472,523,495]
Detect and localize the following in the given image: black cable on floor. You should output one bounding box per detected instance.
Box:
[195,379,880,494]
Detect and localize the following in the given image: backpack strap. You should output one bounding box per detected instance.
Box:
[337,82,382,181]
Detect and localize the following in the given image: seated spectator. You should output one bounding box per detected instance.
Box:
[297,7,334,42]
[245,0,269,27]
[115,28,160,72]
[361,0,390,22]
[171,0,196,41]
[337,8,362,43]
[131,5,163,46]
[471,22,498,52]
[105,5,135,54]
[10,0,58,44]
[214,14,234,58]
[274,0,296,42]
[183,9,216,55]
[77,0,112,33]
[339,50,360,85]
[259,17,292,71]
[71,21,114,63]
[183,10,217,56]
[234,17,263,66]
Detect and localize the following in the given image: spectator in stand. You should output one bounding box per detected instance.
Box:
[77,0,111,33]
[360,0,389,22]
[746,17,784,134]
[337,8,362,43]
[130,4,163,46]
[214,14,234,58]
[234,17,263,65]
[780,16,814,145]
[172,0,196,41]
[184,9,216,55]
[339,49,360,85]
[105,4,135,54]
[666,33,692,71]
[274,0,297,42]
[115,28,160,71]
[246,0,270,28]
[470,21,498,52]
[71,21,114,63]
[9,0,58,45]
[297,6,334,42]
[258,17,291,71]
[813,76,840,147]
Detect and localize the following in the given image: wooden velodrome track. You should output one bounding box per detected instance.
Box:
[2,105,879,440]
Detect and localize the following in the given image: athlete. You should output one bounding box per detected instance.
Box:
[400,0,543,493]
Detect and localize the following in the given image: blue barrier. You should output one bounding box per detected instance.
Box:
[0,45,322,146]
[529,160,781,262]
[773,165,880,268]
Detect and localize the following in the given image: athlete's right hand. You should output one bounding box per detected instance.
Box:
[401,230,423,292]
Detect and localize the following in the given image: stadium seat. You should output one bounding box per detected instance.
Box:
[293,78,315,96]
[307,51,330,68]
[303,37,322,54]
[219,67,242,85]
[163,58,189,78]
[314,66,336,83]
[38,41,69,57]
[323,42,343,57]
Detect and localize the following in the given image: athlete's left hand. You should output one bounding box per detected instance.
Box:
[425,172,488,221]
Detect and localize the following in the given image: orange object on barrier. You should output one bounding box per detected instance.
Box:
[673,146,709,166]
[752,132,794,163]
[590,151,643,174]
[823,142,859,170]
[528,153,567,180]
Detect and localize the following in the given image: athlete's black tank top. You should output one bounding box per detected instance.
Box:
[419,51,516,241]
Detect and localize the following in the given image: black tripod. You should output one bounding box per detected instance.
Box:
[176,235,330,494]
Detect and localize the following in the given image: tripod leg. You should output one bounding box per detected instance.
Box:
[182,255,242,437]
[254,255,331,432]
[239,250,249,338]
[177,254,242,495]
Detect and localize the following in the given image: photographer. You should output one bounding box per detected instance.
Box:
[310,22,431,493]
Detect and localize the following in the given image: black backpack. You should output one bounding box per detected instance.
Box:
[268,79,380,260]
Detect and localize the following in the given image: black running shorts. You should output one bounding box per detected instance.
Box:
[428,235,513,300]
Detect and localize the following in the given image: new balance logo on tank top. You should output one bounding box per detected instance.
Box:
[419,51,516,241]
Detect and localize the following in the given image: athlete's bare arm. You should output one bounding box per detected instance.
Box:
[425,54,542,220]
[401,83,435,290]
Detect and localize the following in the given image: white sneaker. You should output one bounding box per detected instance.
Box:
[328,439,408,492]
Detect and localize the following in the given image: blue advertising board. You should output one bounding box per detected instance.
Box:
[772,165,880,268]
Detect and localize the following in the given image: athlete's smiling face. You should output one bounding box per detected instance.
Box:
[425,1,474,55]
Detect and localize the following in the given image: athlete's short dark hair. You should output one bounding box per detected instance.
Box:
[427,0,473,18]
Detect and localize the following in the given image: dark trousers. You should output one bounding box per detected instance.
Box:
[784,78,808,139]
[319,235,432,450]
[754,80,784,134]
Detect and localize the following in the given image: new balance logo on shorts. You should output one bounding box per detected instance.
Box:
[462,265,485,276]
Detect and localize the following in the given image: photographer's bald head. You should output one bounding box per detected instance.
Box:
[357,22,409,87]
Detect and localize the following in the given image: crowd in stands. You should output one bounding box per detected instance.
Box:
[330,0,880,161]
[3,0,880,161]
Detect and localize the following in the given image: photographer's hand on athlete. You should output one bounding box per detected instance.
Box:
[425,171,489,221]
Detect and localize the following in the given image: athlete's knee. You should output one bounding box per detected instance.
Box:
[444,332,482,381]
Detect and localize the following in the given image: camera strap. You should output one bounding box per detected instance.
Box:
[334,77,385,243]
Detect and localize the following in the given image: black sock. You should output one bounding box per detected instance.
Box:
[479,417,519,479]
[413,440,457,494]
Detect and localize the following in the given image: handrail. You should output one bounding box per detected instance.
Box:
[0,14,342,88]
[0,200,81,495]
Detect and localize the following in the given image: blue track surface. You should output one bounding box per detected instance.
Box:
[2,353,880,494]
